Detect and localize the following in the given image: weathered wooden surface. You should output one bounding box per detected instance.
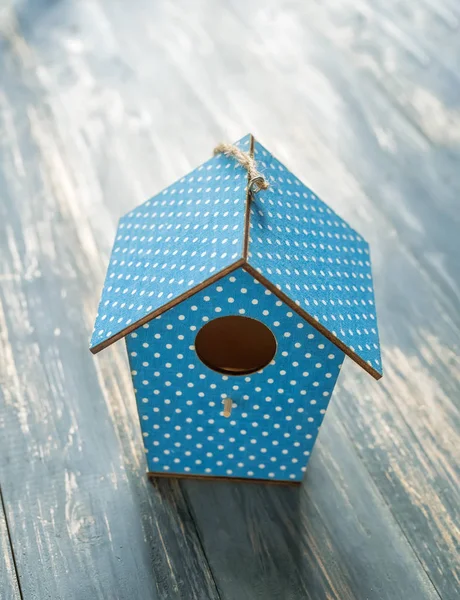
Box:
[185,413,441,600]
[0,0,459,599]
[0,493,21,600]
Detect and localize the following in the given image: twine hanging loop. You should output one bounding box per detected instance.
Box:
[213,142,269,193]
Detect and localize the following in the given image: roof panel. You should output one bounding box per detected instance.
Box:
[90,135,251,351]
[248,139,382,378]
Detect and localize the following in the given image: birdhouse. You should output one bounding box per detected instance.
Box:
[90,134,382,484]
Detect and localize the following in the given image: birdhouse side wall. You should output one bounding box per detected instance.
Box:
[126,267,344,482]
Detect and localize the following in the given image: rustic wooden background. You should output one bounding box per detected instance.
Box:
[1,1,459,598]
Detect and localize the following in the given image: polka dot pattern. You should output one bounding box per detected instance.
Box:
[126,267,344,482]
[248,140,382,376]
[90,135,251,350]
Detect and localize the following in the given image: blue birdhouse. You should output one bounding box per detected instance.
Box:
[90,134,382,484]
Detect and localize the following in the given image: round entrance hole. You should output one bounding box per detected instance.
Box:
[194,315,277,376]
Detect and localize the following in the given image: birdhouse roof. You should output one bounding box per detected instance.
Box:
[91,134,382,380]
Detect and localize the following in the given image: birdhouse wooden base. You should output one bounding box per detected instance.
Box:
[90,134,382,485]
[147,472,302,486]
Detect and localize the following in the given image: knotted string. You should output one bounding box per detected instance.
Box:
[213,142,269,193]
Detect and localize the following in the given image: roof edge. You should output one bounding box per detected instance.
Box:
[90,258,246,355]
[91,251,382,380]
[243,262,383,381]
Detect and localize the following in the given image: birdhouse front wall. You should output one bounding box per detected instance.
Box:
[126,267,344,482]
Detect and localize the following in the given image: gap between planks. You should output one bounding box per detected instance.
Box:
[0,487,23,600]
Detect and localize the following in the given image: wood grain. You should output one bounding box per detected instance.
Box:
[0,110,218,596]
[0,0,458,598]
[0,6,218,599]
[0,493,21,600]
[271,4,460,596]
